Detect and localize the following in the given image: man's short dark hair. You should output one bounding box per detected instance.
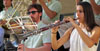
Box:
[27,4,42,20]
[27,4,42,13]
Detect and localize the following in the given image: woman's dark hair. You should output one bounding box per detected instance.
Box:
[27,4,42,20]
[77,2,98,31]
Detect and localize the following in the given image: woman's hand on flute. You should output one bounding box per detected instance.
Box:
[63,17,77,27]
[51,20,60,34]
[63,17,74,23]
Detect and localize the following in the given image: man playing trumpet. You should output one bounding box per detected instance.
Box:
[18,4,51,51]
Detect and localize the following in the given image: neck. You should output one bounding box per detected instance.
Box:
[79,23,87,28]
[36,19,40,24]
[4,6,10,10]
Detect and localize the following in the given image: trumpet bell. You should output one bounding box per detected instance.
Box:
[24,22,37,31]
[10,23,23,34]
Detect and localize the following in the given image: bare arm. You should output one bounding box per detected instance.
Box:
[90,0,100,15]
[39,0,57,19]
[30,43,51,51]
[18,43,51,51]
[51,27,74,50]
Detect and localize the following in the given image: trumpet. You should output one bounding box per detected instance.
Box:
[1,0,23,30]
[15,18,78,44]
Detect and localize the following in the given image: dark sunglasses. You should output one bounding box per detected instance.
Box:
[27,11,39,15]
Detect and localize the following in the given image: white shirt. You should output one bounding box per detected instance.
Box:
[70,28,98,51]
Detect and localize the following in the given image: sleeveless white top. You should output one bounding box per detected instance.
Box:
[70,28,98,51]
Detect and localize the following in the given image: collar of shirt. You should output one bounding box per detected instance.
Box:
[2,7,13,19]
[37,21,47,29]
[3,7,13,11]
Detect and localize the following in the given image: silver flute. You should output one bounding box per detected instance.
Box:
[15,19,77,43]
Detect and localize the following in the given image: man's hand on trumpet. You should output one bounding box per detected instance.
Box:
[0,19,7,25]
[18,44,30,51]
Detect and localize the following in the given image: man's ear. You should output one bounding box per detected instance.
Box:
[39,12,42,20]
[39,12,42,17]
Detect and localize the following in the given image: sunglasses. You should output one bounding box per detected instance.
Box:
[27,11,39,15]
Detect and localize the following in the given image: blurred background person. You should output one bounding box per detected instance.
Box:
[39,0,62,24]
[0,20,5,51]
[38,0,62,51]
[0,0,20,50]
[0,0,20,34]
[0,0,20,19]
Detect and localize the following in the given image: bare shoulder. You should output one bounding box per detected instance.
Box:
[93,26,100,31]
[92,26,100,34]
